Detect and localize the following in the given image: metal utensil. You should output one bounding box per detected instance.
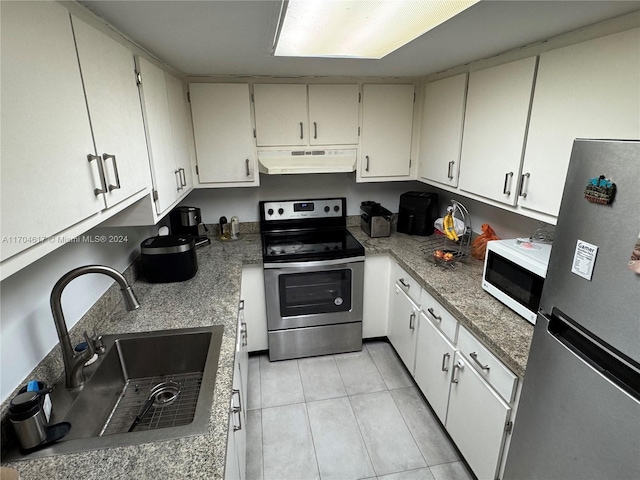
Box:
[128,381,181,432]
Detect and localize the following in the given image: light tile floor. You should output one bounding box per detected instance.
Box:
[245,341,475,480]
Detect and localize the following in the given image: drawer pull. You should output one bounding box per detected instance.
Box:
[241,321,248,346]
[470,351,490,371]
[409,312,416,330]
[427,307,442,322]
[232,389,242,431]
[441,352,451,372]
[452,360,464,384]
[399,278,410,290]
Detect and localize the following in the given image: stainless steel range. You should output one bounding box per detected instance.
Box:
[260,198,365,361]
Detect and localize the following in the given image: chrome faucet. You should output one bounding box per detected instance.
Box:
[50,265,140,389]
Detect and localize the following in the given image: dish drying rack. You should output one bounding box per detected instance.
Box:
[432,200,472,268]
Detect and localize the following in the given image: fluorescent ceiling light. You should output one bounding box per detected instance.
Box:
[273,0,480,59]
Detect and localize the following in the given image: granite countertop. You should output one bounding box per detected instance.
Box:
[3,227,532,478]
[348,227,534,378]
[2,233,263,480]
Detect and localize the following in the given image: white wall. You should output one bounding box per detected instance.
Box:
[0,224,156,402]
[182,174,543,238]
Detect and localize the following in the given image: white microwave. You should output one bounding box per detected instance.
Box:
[482,239,552,325]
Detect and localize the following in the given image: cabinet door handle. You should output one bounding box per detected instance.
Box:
[231,389,242,431]
[239,299,245,310]
[503,171,514,196]
[447,161,454,179]
[241,321,248,346]
[470,351,490,371]
[245,158,251,177]
[175,170,183,191]
[409,311,416,330]
[365,155,370,172]
[427,307,442,322]
[179,167,187,187]
[398,278,410,290]
[88,154,107,196]
[441,352,451,372]
[451,360,464,384]
[299,122,304,140]
[313,122,318,139]
[102,153,121,192]
[518,172,530,198]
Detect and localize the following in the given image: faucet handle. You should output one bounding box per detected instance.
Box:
[81,331,96,360]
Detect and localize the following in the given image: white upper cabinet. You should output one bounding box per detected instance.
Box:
[360,84,415,180]
[308,84,360,145]
[1,2,152,272]
[71,15,150,208]
[253,84,360,148]
[253,84,308,146]
[137,57,192,216]
[458,57,537,205]
[418,74,468,188]
[190,83,257,186]
[519,28,640,217]
[165,73,194,192]
[1,2,101,263]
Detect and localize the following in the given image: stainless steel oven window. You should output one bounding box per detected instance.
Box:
[278,269,352,317]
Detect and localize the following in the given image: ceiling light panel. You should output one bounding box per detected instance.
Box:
[274,0,480,59]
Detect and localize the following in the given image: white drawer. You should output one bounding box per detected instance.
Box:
[457,326,518,404]
[392,262,421,304]
[419,288,458,343]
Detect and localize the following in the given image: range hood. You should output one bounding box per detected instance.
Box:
[258,149,357,174]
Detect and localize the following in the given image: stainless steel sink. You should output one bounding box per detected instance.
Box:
[5,325,224,460]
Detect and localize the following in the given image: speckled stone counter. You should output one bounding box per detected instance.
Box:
[1,234,263,480]
[349,227,534,378]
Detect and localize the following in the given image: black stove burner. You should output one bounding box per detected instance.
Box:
[262,229,364,263]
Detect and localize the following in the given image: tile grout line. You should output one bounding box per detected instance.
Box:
[294,358,323,479]
[389,387,432,472]
[345,391,380,479]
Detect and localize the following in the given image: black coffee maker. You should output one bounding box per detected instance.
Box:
[169,206,210,246]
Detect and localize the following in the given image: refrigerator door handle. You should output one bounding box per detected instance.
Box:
[548,308,640,401]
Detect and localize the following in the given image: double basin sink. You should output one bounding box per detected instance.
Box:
[6,325,224,460]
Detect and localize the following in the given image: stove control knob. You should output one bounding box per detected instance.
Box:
[267,208,274,216]
[324,206,330,213]
[334,205,340,212]
[278,208,284,215]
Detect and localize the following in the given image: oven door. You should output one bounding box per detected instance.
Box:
[264,258,364,331]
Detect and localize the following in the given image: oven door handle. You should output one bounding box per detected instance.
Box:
[263,256,366,269]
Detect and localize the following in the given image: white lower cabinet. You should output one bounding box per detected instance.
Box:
[226,302,248,480]
[414,311,456,424]
[363,254,391,338]
[388,259,518,480]
[388,284,419,373]
[241,265,268,352]
[446,352,512,480]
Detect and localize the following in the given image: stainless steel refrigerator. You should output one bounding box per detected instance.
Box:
[504,139,640,480]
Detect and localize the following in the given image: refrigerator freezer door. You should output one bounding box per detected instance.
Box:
[504,313,640,480]
[540,140,640,363]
